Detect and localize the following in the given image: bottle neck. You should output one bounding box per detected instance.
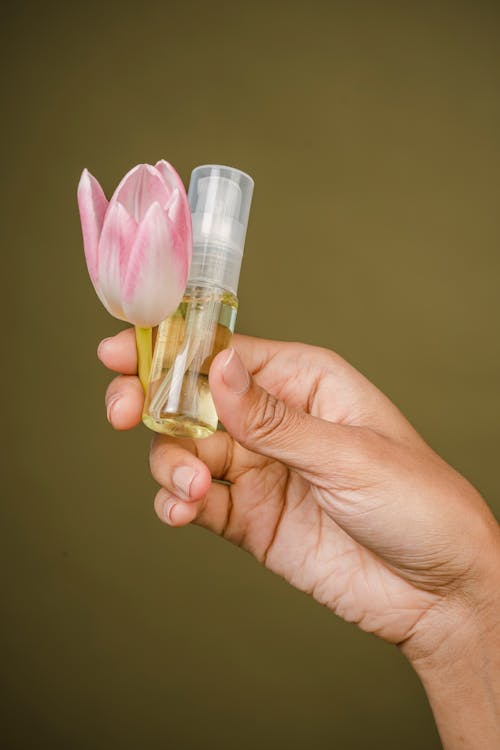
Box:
[187,241,242,296]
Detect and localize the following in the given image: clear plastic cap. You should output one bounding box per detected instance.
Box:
[187,164,254,295]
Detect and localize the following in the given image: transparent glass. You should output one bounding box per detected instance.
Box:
[142,284,238,438]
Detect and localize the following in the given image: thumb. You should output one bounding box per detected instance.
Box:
[209,347,367,485]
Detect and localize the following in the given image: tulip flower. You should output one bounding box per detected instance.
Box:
[77,160,192,389]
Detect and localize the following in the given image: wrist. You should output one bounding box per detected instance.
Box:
[413,608,499,749]
[401,506,500,670]
[402,559,500,749]
[404,591,499,674]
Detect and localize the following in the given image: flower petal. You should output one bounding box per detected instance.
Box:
[164,188,193,266]
[122,202,188,327]
[111,163,170,223]
[97,202,138,321]
[155,160,192,261]
[155,159,186,196]
[77,169,108,284]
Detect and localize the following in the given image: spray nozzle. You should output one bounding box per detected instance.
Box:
[187,165,254,294]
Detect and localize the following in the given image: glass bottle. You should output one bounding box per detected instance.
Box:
[142,165,254,438]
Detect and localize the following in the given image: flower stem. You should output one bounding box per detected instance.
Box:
[135,326,152,393]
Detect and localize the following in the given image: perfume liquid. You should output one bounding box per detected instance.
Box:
[143,285,237,438]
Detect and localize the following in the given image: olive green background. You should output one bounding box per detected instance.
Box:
[1,1,499,748]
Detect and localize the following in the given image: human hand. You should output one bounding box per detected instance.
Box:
[98,330,499,669]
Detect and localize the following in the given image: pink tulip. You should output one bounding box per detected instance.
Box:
[77,161,192,328]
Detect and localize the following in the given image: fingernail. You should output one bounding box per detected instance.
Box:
[222,348,250,394]
[106,393,121,423]
[164,498,177,524]
[97,337,113,360]
[172,466,197,499]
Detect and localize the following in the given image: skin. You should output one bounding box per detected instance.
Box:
[98,329,500,748]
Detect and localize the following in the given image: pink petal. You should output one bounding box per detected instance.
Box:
[77,169,108,285]
[164,188,193,266]
[97,202,138,321]
[111,163,170,223]
[122,202,188,327]
[155,160,193,262]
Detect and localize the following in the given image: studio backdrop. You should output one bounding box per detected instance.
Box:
[2,1,499,748]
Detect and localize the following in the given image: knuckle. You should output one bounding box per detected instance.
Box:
[104,382,115,404]
[314,345,345,373]
[350,425,388,464]
[105,374,127,400]
[288,342,346,380]
[249,390,290,441]
[149,435,171,480]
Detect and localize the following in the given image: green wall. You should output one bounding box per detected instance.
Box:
[2,1,499,747]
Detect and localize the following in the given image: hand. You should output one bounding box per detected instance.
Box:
[98,330,500,748]
[99,329,499,654]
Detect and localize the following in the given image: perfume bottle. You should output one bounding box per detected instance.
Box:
[142,164,254,438]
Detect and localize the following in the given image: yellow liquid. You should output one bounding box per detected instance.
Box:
[142,286,237,438]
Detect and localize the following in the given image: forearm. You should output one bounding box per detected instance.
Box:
[411,603,500,749]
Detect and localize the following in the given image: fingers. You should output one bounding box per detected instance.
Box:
[97,329,416,444]
[149,427,244,485]
[154,488,203,526]
[233,335,420,446]
[96,328,295,379]
[225,333,290,377]
[97,328,144,430]
[150,437,233,532]
[209,346,369,487]
[104,375,144,430]
[149,437,213,500]
[97,328,137,374]
[98,329,141,430]
[153,481,231,531]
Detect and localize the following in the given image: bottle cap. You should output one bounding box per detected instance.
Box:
[187,164,254,295]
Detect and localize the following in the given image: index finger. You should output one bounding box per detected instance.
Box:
[97,328,138,374]
[97,327,304,378]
